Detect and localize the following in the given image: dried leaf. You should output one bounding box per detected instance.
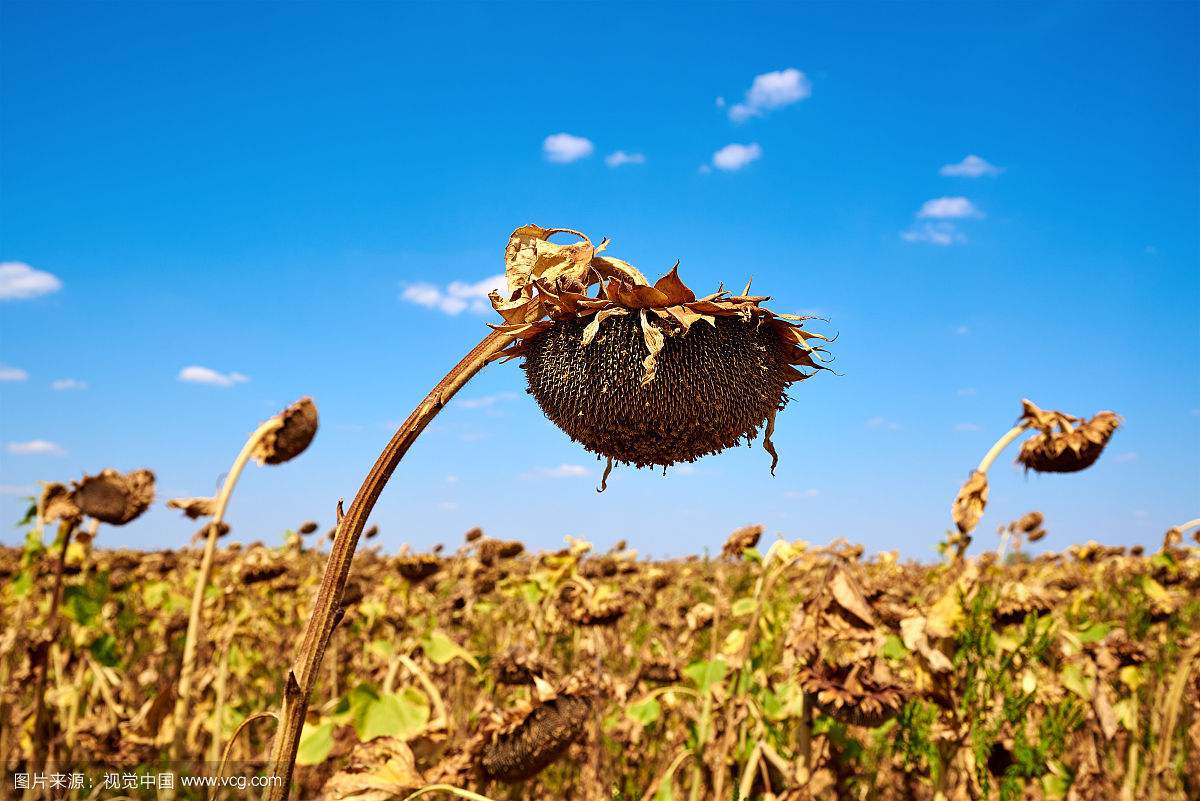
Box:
[638,310,666,386]
[830,568,877,627]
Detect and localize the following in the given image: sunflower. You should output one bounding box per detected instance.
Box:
[487,226,831,482]
[1014,399,1120,474]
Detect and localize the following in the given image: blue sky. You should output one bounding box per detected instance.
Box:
[1,1,1197,558]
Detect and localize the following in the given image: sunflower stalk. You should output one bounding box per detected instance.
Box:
[170,416,284,761]
[263,330,513,800]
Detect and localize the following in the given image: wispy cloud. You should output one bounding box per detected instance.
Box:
[0,364,28,381]
[7,439,66,456]
[917,197,981,219]
[711,143,762,171]
[957,387,977,397]
[178,366,249,387]
[401,274,505,315]
[953,422,981,432]
[455,391,518,410]
[901,222,967,246]
[865,416,901,431]
[0,262,63,301]
[520,464,590,480]
[1114,451,1138,463]
[605,150,645,168]
[939,155,1002,178]
[953,324,970,335]
[727,68,811,122]
[784,488,820,499]
[51,378,88,391]
[543,133,594,163]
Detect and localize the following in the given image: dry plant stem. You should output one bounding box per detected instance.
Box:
[264,330,513,801]
[26,519,77,801]
[1149,640,1200,799]
[978,424,1029,474]
[171,416,283,760]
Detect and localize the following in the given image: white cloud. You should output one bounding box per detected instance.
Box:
[0,483,36,495]
[865,416,901,431]
[0,364,28,381]
[521,463,590,479]
[543,133,594,163]
[939,155,1001,178]
[0,262,63,301]
[784,488,820,499]
[953,423,981,432]
[455,391,518,410]
[957,387,977,397]
[7,439,66,456]
[1114,451,1138,463]
[901,222,967,246]
[51,378,88,390]
[712,143,762,171]
[728,68,811,122]
[715,96,726,108]
[917,196,981,219]
[438,501,459,511]
[178,366,250,387]
[401,274,506,315]
[953,324,971,335]
[605,150,646,168]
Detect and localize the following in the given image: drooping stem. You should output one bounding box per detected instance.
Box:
[171,416,284,761]
[263,330,513,800]
[977,423,1030,474]
[26,519,78,801]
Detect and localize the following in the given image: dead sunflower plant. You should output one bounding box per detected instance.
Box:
[950,399,1120,556]
[263,225,832,799]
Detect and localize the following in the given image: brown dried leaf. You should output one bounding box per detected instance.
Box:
[830,568,877,627]
[652,263,696,305]
[638,310,666,386]
[166,496,216,519]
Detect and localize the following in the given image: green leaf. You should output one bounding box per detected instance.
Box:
[653,773,675,801]
[421,631,479,671]
[1076,622,1110,644]
[684,658,727,694]
[741,547,763,564]
[11,570,32,598]
[88,634,120,667]
[63,585,102,626]
[880,635,909,660]
[626,697,661,727]
[356,688,430,742]
[731,597,757,617]
[296,721,334,766]
[1060,664,1093,700]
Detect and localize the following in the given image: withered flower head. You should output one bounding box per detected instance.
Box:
[722,524,763,559]
[479,694,591,782]
[73,469,156,525]
[297,520,319,535]
[40,482,80,525]
[799,660,908,728]
[1014,399,1120,474]
[396,554,441,583]
[488,226,831,473]
[167,496,216,520]
[253,396,319,465]
[952,470,989,534]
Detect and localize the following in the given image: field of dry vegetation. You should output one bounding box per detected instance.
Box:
[1,522,1198,801]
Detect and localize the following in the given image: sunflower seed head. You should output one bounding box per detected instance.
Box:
[1015,400,1120,474]
[479,694,591,782]
[254,396,319,465]
[74,468,156,525]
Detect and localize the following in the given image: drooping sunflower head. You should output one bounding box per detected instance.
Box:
[253,396,319,466]
[488,226,832,478]
[73,468,156,525]
[1014,399,1120,474]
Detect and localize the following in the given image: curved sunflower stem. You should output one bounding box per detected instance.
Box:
[977,423,1030,474]
[170,416,284,762]
[399,786,498,801]
[263,330,513,801]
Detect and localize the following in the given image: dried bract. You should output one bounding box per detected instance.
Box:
[73,469,156,525]
[799,660,908,728]
[479,694,591,782]
[1015,399,1120,474]
[253,396,319,465]
[40,482,80,525]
